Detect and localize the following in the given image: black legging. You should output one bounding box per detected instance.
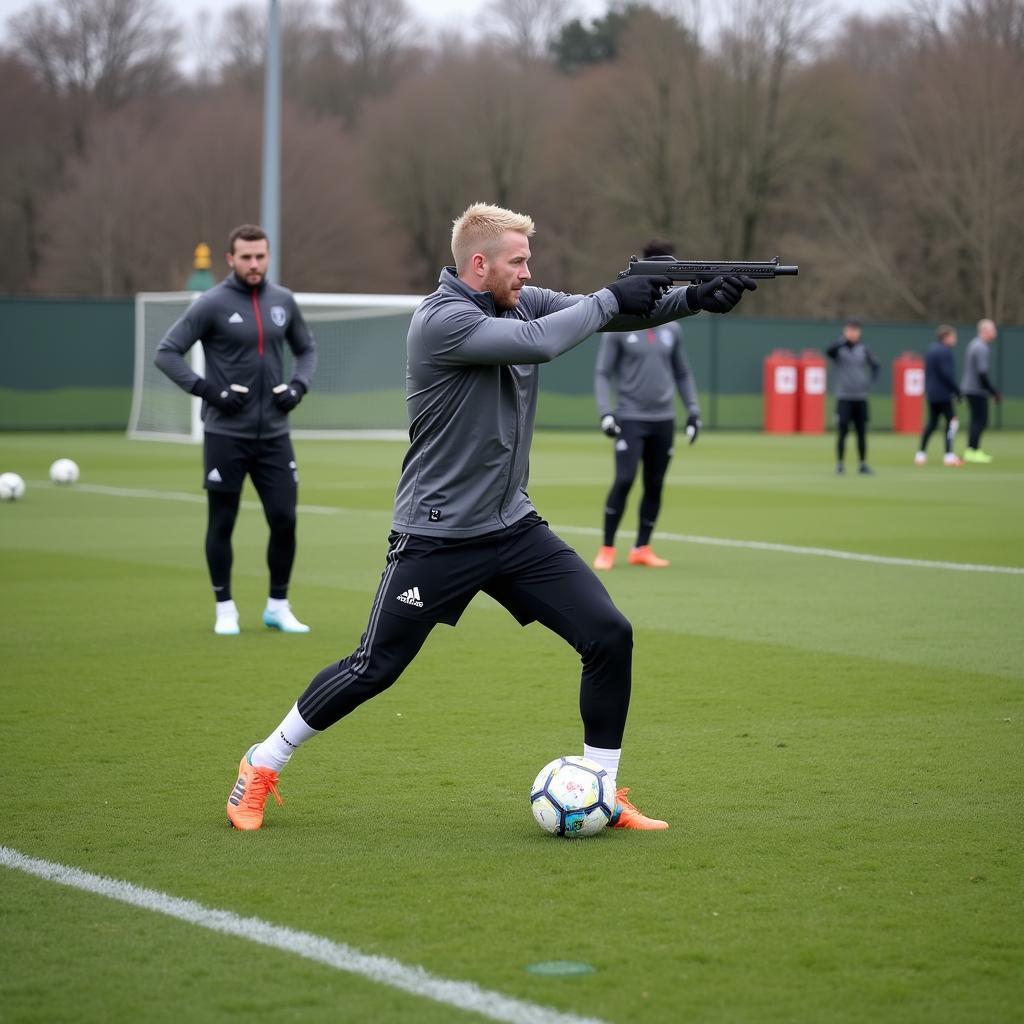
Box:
[296,523,633,749]
[602,418,675,547]
[206,486,297,602]
[836,400,868,464]
[967,394,989,449]
[919,400,957,454]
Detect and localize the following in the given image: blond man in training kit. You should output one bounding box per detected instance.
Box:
[224,203,755,832]
[155,224,317,635]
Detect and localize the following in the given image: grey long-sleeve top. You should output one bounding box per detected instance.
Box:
[391,269,695,538]
[594,321,699,421]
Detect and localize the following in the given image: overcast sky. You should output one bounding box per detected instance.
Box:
[0,0,900,47]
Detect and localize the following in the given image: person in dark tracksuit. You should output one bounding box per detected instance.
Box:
[223,202,757,832]
[961,319,1001,463]
[155,224,317,636]
[593,240,700,570]
[827,318,879,475]
[915,325,963,467]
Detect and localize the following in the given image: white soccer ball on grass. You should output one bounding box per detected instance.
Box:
[0,472,27,501]
[49,458,80,485]
[530,755,615,837]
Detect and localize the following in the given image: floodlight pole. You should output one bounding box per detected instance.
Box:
[260,0,282,282]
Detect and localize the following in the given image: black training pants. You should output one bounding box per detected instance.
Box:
[836,399,869,463]
[203,432,299,601]
[602,418,675,547]
[296,514,633,749]
[919,400,957,455]
[966,394,989,449]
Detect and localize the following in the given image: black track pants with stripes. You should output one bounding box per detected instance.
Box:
[295,515,633,748]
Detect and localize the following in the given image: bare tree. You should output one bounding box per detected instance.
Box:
[215,0,324,95]
[0,56,73,292]
[486,0,577,62]
[331,0,415,122]
[681,0,825,254]
[583,9,697,241]
[885,0,1024,320]
[10,0,180,107]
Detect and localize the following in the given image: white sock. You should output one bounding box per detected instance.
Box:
[216,599,238,619]
[266,596,290,613]
[251,703,319,771]
[583,743,621,793]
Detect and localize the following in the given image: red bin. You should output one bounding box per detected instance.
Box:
[797,349,827,434]
[892,352,925,434]
[763,349,799,434]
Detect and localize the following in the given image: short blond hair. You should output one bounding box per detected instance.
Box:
[451,202,535,270]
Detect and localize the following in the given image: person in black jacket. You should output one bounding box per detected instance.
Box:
[155,224,317,635]
[915,325,963,467]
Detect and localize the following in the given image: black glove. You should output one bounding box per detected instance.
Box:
[685,414,701,445]
[273,381,305,412]
[686,275,757,313]
[607,275,672,317]
[600,414,621,437]
[192,378,246,416]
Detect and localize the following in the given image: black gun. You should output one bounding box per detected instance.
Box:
[619,255,799,281]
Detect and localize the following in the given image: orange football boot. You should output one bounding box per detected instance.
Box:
[609,787,669,830]
[226,745,283,831]
[592,546,617,570]
[628,545,669,568]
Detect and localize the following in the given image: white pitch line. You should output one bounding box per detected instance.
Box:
[44,481,1024,577]
[0,846,607,1024]
[553,525,1024,576]
[48,481,352,517]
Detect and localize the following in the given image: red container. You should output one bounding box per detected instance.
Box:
[763,349,799,433]
[892,352,925,434]
[797,349,827,433]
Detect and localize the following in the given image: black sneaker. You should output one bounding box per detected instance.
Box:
[836,463,845,475]
[859,463,874,475]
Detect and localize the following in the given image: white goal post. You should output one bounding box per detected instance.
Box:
[128,291,424,442]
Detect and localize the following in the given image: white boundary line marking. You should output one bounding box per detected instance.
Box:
[0,846,607,1024]
[40,481,1024,577]
[552,525,1024,577]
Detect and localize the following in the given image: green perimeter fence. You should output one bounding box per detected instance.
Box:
[1,295,1021,432]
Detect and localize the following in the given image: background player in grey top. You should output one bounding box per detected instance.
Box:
[155,224,316,635]
[827,319,879,475]
[960,319,1001,463]
[593,239,701,570]
[223,202,757,832]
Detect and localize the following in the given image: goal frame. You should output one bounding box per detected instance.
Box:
[128,291,423,443]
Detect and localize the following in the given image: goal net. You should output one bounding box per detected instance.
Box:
[128,291,423,442]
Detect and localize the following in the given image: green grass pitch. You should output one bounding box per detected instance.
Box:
[1,430,1022,1023]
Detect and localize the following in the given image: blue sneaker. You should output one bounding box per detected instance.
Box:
[263,602,310,633]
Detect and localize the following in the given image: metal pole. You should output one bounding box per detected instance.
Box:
[260,0,282,282]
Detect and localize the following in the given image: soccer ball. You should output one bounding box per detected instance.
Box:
[0,472,26,501]
[49,458,80,485]
[530,756,615,837]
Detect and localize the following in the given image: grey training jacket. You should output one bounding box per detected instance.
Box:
[154,274,317,440]
[391,268,695,538]
[595,321,699,421]
[961,337,992,396]
[826,337,879,400]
